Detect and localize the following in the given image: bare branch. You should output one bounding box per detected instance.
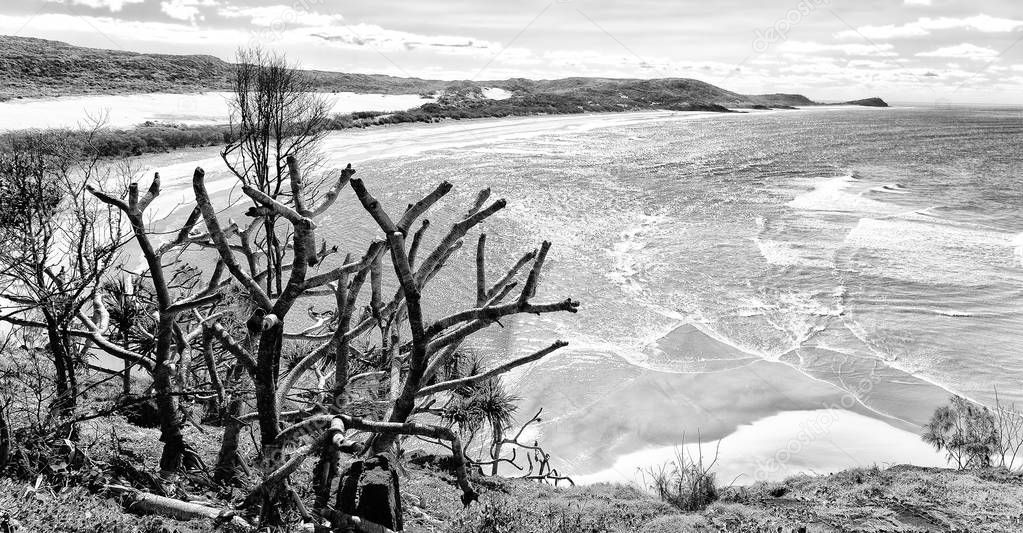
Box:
[85,184,128,212]
[417,341,568,397]
[208,321,257,374]
[137,172,161,212]
[407,219,430,269]
[192,167,273,310]
[413,198,506,287]
[302,241,385,290]
[397,181,452,233]
[309,164,356,217]
[241,184,314,229]
[475,234,487,306]
[519,240,551,307]
[166,292,222,314]
[350,178,398,233]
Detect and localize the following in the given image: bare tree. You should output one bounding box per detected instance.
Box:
[221,47,333,298]
[87,173,222,475]
[192,157,355,525]
[184,149,579,529]
[0,130,130,428]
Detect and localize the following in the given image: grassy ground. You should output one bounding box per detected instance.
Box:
[0,378,1017,531]
[400,463,1023,532]
[4,424,1023,533]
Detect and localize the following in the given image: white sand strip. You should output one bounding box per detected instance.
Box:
[573,408,947,487]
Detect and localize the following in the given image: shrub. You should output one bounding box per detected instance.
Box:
[922,395,998,469]
[642,438,719,512]
[993,388,1023,470]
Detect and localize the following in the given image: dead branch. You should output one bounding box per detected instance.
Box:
[417,341,568,397]
[107,485,252,530]
[192,167,272,310]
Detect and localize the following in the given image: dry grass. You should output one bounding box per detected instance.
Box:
[641,439,720,513]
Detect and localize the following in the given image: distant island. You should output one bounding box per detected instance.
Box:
[0,35,886,112]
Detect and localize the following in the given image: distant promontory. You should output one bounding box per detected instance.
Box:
[0,35,887,112]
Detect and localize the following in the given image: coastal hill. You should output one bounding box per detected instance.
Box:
[0,35,885,110]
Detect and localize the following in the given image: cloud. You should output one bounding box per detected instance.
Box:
[0,12,245,45]
[309,23,508,57]
[916,43,999,60]
[161,0,215,22]
[44,0,144,11]
[779,41,898,57]
[836,14,1023,40]
[218,4,344,28]
[904,0,931,5]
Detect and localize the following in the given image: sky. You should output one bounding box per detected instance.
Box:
[3,0,1023,104]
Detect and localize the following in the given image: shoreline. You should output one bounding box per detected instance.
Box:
[0,89,889,134]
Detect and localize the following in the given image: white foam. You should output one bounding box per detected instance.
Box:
[870,183,908,194]
[843,217,1021,285]
[1014,232,1023,268]
[605,214,671,293]
[753,238,834,269]
[789,175,901,215]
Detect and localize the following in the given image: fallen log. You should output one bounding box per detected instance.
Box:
[106,485,253,530]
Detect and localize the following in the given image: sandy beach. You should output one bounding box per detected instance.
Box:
[0,91,432,130]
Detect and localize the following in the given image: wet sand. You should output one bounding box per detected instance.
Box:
[509,323,950,483]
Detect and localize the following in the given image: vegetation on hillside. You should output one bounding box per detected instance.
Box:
[0,35,883,111]
[0,35,448,100]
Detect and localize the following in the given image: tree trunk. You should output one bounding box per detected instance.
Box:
[490,426,504,476]
[312,445,341,512]
[201,328,226,412]
[214,362,248,485]
[122,360,132,396]
[120,317,133,396]
[254,322,284,452]
[154,314,186,474]
[43,313,78,430]
[153,356,185,474]
[0,406,9,473]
